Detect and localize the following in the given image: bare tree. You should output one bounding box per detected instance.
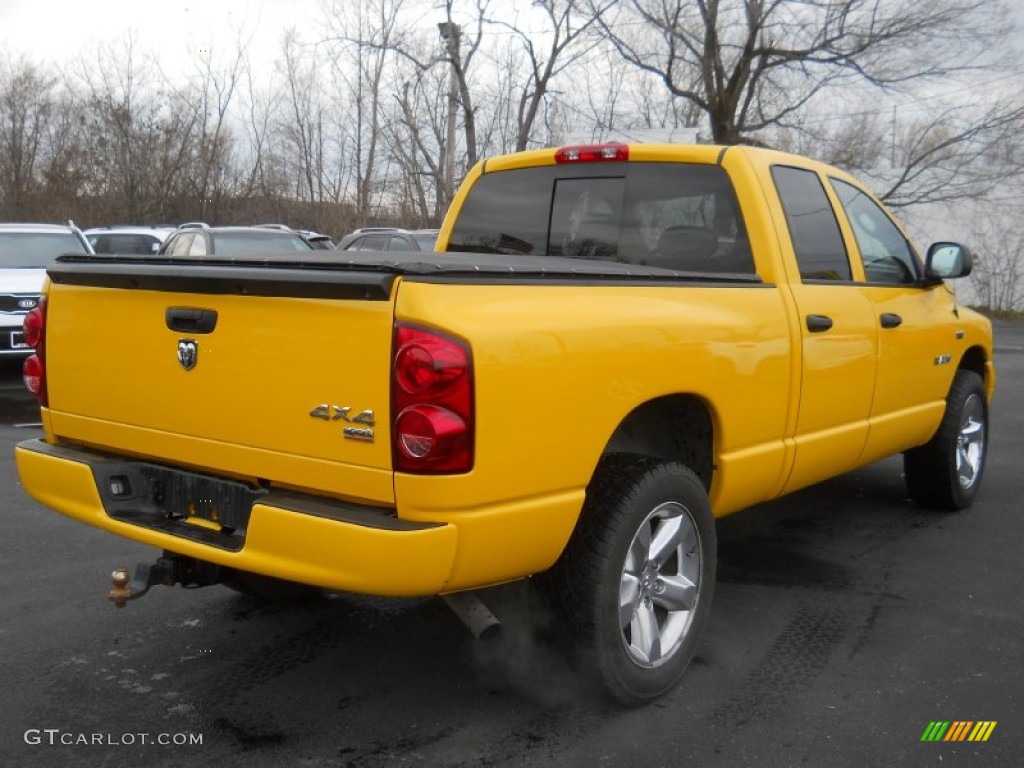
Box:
[558,47,704,143]
[483,0,613,151]
[190,35,249,221]
[383,86,436,224]
[629,69,704,135]
[323,0,408,223]
[872,104,1024,208]
[575,48,629,141]
[472,38,522,156]
[281,30,329,203]
[0,55,54,219]
[388,74,450,220]
[74,35,202,222]
[236,55,285,201]
[965,197,1024,312]
[595,0,1016,146]
[437,0,487,177]
[328,0,488,209]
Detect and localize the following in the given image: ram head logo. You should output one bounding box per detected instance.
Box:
[177,339,199,371]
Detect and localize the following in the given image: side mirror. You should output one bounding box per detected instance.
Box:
[925,242,973,280]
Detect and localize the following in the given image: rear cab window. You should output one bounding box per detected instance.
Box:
[445,162,755,274]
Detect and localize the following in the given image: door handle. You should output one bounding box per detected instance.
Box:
[880,313,903,329]
[166,307,218,334]
[806,314,833,333]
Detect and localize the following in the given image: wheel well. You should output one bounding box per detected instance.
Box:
[601,395,714,489]
[958,345,987,382]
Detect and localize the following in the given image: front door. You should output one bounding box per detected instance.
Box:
[828,178,959,463]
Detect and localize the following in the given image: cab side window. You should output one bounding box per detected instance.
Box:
[771,166,852,281]
[831,178,919,284]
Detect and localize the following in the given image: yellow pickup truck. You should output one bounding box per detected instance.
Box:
[15,143,993,705]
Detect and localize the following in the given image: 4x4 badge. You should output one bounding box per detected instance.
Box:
[177,339,198,370]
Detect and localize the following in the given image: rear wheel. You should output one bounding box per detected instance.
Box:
[543,456,716,705]
[904,369,988,510]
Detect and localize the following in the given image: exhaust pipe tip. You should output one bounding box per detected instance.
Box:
[442,591,502,641]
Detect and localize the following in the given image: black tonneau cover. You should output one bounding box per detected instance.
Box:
[48,250,761,298]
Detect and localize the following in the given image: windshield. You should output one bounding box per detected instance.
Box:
[0,232,89,266]
[213,233,313,256]
[446,162,755,273]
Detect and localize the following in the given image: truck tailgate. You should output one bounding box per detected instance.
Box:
[44,260,398,503]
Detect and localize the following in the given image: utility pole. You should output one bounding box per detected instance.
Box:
[438,21,461,207]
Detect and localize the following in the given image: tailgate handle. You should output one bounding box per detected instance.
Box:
[166,307,218,334]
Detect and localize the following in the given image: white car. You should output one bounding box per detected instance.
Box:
[0,222,92,356]
[84,226,175,255]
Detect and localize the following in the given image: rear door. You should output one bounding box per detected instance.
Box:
[770,165,878,494]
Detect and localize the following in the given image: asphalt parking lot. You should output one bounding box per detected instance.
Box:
[1,323,1022,767]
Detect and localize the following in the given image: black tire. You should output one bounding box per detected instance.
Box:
[221,569,322,602]
[542,455,716,705]
[904,369,988,510]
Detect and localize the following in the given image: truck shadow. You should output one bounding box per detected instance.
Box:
[19,454,960,767]
[0,357,41,424]
[715,455,945,592]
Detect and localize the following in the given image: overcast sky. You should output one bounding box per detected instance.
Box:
[2,0,1022,85]
[1,0,1021,121]
[0,0,307,80]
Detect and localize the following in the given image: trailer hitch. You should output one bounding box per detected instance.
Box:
[107,554,222,608]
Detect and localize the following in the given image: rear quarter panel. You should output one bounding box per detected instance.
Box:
[393,279,793,587]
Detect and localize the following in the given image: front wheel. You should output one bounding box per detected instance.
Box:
[543,457,716,705]
[904,369,989,510]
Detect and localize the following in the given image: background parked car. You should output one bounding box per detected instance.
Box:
[297,230,335,249]
[0,221,92,356]
[159,223,314,257]
[254,223,335,250]
[338,227,439,252]
[84,226,175,255]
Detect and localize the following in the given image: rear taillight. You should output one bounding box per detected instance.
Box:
[555,142,629,164]
[392,324,474,473]
[22,296,47,406]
